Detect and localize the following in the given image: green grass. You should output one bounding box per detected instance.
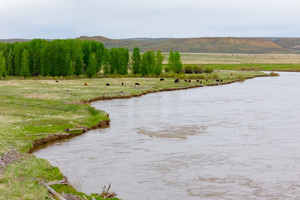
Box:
[202,63,300,72]
[170,53,300,64]
[0,71,268,199]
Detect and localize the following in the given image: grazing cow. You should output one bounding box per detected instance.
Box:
[121,82,124,85]
[216,79,220,82]
[220,79,223,83]
[106,83,110,86]
[184,80,187,82]
[196,80,199,82]
[55,80,59,83]
[188,80,191,83]
[200,81,202,84]
[174,79,180,83]
[84,83,87,86]
[206,79,208,82]
[160,78,164,81]
[135,83,140,85]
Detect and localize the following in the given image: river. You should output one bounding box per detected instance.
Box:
[34,72,300,200]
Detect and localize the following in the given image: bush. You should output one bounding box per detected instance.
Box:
[183,65,194,73]
[193,65,203,73]
[212,74,219,79]
[203,67,214,73]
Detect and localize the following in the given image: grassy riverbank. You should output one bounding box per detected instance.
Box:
[0,70,268,199]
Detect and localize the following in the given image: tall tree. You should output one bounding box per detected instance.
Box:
[168,51,182,73]
[20,49,30,77]
[7,44,15,76]
[86,53,97,78]
[13,43,23,76]
[0,51,7,78]
[131,47,141,74]
[141,53,148,76]
[154,50,164,76]
[102,48,110,74]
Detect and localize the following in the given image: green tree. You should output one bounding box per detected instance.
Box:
[141,53,148,76]
[131,47,141,74]
[13,43,24,76]
[102,48,110,74]
[7,44,14,76]
[154,50,164,76]
[20,49,30,77]
[86,53,97,78]
[168,51,182,73]
[0,51,7,77]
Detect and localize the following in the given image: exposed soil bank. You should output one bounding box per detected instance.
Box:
[28,120,110,153]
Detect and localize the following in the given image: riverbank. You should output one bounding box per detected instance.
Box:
[0,70,270,199]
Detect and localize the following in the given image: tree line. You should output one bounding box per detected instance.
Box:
[0,39,183,78]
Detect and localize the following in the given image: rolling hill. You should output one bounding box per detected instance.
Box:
[1,36,300,54]
[78,36,299,54]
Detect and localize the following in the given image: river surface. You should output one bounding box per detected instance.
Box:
[34,72,300,200]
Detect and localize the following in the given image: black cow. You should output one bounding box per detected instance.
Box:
[174,79,180,83]
[106,83,110,86]
[135,83,140,85]
[160,78,164,81]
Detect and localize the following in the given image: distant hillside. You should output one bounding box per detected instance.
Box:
[1,36,300,53]
[79,36,299,54]
[0,38,31,43]
[273,38,300,50]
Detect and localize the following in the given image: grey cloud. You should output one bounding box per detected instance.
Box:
[0,0,299,38]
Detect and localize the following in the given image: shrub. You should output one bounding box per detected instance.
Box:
[193,65,203,73]
[203,67,214,73]
[183,65,194,73]
[212,74,219,79]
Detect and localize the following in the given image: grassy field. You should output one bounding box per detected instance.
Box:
[0,71,269,199]
[201,63,300,72]
[162,53,300,64]
[161,53,300,72]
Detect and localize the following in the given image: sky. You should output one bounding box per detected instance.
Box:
[0,0,299,39]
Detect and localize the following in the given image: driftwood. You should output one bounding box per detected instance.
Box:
[42,181,67,200]
[47,177,69,186]
[101,183,117,199]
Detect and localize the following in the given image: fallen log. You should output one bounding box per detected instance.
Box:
[42,181,67,200]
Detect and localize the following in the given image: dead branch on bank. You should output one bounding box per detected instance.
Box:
[101,183,117,199]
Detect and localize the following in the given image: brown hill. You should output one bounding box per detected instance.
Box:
[273,38,300,50]
[78,36,298,53]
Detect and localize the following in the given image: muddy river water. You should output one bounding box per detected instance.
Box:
[34,72,300,200]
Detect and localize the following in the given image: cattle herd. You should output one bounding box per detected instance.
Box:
[68,78,223,87]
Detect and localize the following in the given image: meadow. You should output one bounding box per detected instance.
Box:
[160,53,300,72]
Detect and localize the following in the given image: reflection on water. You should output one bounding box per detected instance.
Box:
[34,72,300,200]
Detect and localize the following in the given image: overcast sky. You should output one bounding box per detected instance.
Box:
[0,0,299,39]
